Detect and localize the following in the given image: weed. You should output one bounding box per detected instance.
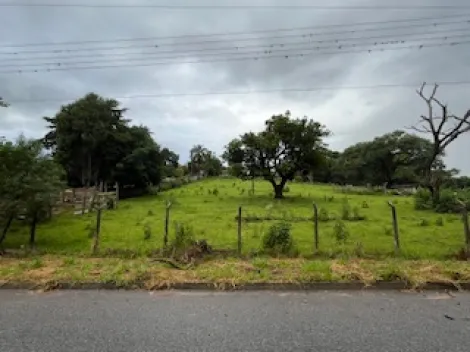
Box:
[351,206,366,221]
[384,226,393,236]
[318,208,330,222]
[341,200,351,220]
[435,217,444,226]
[172,222,195,252]
[362,201,369,209]
[239,189,245,195]
[143,223,152,240]
[418,218,430,227]
[333,220,349,244]
[262,222,295,255]
[212,188,219,196]
[284,186,290,193]
[147,209,154,216]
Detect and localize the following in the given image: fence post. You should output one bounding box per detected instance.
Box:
[313,203,319,252]
[164,201,171,248]
[92,204,102,254]
[237,206,242,256]
[457,200,470,258]
[81,187,88,215]
[115,182,119,208]
[387,201,400,254]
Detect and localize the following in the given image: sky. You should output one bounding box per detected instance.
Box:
[1,0,469,173]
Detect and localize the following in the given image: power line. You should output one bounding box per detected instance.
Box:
[1,3,470,10]
[2,18,469,56]
[2,29,468,65]
[2,34,468,69]
[7,80,470,104]
[1,40,468,74]
[2,13,468,48]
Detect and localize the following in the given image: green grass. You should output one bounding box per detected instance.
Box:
[3,178,467,259]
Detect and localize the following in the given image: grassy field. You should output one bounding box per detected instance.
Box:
[3,178,467,260]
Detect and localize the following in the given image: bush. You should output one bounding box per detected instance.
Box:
[172,222,195,253]
[418,218,430,227]
[318,208,330,222]
[333,220,349,244]
[435,217,444,226]
[414,187,470,213]
[341,200,351,220]
[262,222,295,255]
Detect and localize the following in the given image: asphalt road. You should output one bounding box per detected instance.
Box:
[1,290,469,352]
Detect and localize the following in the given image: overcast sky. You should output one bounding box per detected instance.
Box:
[1,0,469,173]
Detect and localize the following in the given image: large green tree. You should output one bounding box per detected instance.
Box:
[189,145,222,177]
[0,137,64,249]
[336,130,436,186]
[225,111,329,198]
[43,93,164,189]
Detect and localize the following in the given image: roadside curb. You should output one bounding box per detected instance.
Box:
[1,281,469,291]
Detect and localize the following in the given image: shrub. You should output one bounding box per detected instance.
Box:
[435,217,444,226]
[262,222,295,255]
[318,208,330,222]
[172,222,195,252]
[418,218,430,227]
[362,201,369,209]
[143,223,152,240]
[341,200,351,220]
[294,175,303,183]
[351,206,366,221]
[333,220,349,244]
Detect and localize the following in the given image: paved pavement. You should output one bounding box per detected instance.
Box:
[0,290,469,351]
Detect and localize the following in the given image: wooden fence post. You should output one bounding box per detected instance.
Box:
[164,201,171,248]
[457,200,470,258]
[92,205,102,254]
[313,203,319,252]
[115,182,119,208]
[237,206,242,256]
[81,187,88,215]
[387,201,400,254]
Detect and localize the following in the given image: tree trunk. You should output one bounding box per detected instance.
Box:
[0,215,14,247]
[29,212,38,250]
[274,185,284,199]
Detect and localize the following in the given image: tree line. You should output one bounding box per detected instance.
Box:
[1,83,469,249]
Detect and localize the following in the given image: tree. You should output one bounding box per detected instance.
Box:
[225,111,329,198]
[161,148,180,178]
[411,83,470,204]
[43,93,165,191]
[43,93,128,188]
[189,145,222,177]
[336,131,436,186]
[0,97,8,107]
[113,126,163,188]
[0,137,64,249]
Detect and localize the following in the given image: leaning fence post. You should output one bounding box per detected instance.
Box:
[387,201,400,254]
[164,201,171,248]
[313,203,319,252]
[457,200,470,258]
[237,206,242,256]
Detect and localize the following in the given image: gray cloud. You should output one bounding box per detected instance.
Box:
[1,0,469,172]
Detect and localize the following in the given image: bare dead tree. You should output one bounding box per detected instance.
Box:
[410,82,470,203]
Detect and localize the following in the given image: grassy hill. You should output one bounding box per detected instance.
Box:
[4,178,466,260]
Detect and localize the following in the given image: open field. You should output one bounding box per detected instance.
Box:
[2,178,467,260]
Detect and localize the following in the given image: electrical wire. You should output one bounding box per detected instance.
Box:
[1,40,468,74]
[0,3,470,10]
[2,13,469,48]
[6,80,470,104]
[2,34,468,69]
[2,18,469,56]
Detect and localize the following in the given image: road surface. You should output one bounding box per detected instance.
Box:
[1,290,469,351]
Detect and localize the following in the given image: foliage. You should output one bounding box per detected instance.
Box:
[43,93,167,189]
[224,111,329,198]
[0,136,65,247]
[171,222,195,253]
[262,222,295,255]
[333,220,349,244]
[189,145,223,176]
[415,187,470,213]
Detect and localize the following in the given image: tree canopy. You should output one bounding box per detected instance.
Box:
[43,93,172,189]
[224,111,329,198]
